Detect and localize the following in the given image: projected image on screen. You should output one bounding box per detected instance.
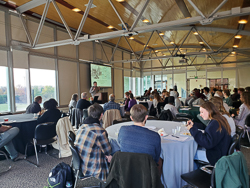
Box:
[91,64,112,87]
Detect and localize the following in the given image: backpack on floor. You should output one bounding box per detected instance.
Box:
[44,162,75,188]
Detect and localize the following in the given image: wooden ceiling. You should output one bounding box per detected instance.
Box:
[3,0,250,57]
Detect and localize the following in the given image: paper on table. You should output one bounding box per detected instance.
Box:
[180,108,191,110]
[163,135,189,142]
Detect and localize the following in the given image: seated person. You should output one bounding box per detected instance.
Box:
[103,94,122,117]
[124,92,130,110]
[223,89,233,106]
[37,98,61,124]
[215,90,230,112]
[153,93,163,108]
[118,104,161,164]
[68,93,78,109]
[210,97,236,136]
[163,96,179,118]
[187,102,231,165]
[203,87,211,101]
[26,96,42,114]
[185,91,195,106]
[75,103,111,181]
[170,91,181,109]
[0,125,20,161]
[231,88,240,101]
[164,91,170,104]
[126,93,137,112]
[232,91,250,128]
[76,92,91,110]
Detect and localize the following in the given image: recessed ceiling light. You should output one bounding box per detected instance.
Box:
[199,42,204,44]
[170,41,174,44]
[84,4,96,8]
[233,45,238,48]
[155,50,159,52]
[235,35,242,39]
[107,25,114,29]
[8,0,16,5]
[142,19,149,23]
[238,19,248,24]
[72,8,81,12]
[116,0,125,2]
[129,36,134,40]
[144,44,148,47]
[163,54,166,56]
[231,51,236,54]
[184,52,186,54]
[202,48,206,50]
[193,32,198,35]
[159,33,164,36]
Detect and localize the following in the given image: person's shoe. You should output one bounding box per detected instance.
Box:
[12,154,22,162]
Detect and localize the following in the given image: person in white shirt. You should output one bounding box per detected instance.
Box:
[164,96,179,118]
[203,87,211,101]
[153,92,163,108]
[170,91,181,109]
[210,97,235,136]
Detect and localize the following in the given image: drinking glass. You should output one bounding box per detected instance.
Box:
[172,128,177,135]
[176,126,181,134]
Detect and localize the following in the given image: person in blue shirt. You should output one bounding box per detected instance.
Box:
[118,104,161,164]
[186,102,231,165]
[103,94,123,117]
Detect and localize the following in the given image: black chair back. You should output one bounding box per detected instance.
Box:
[228,134,239,155]
[232,101,241,109]
[159,110,173,121]
[69,140,81,171]
[157,102,166,114]
[140,102,148,110]
[34,122,56,140]
[68,131,76,143]
[245,114,250,127]
[236,125,244,150]
[149,105,157,116]
[82,109,88,122]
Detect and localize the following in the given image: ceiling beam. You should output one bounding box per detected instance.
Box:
[18,6,250,50]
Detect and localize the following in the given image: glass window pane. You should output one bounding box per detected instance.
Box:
[174,73,186,98]
[14,68,30,111]
[30,68,56,104]
[0,66,10,112]
[124,77,130,93]
[223,70,236,92]
[154,75,161,90]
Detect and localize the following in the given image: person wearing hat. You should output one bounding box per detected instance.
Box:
[163,96,179,118]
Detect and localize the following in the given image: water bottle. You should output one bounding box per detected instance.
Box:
[66,181,73,188]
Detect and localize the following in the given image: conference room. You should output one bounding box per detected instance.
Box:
[0,0,250,187]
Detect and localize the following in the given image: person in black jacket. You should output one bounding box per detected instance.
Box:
[76,92,92,110]
[26,96,42,114]
[186,102,231,165]
[37,98,61,124]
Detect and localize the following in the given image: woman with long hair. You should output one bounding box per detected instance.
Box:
[69,93,78,109]
[232,91,250,128]
[153,92,163,108]
[186,102,231,165]
[210,97,235,136]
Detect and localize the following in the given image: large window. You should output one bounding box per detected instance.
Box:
[154,75,161,90]
[124,77,131,93]
[30,68,56,104]
[14,68,30,111]
[0,66,10,112]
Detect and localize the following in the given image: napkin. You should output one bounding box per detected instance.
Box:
[163,135,188,142]
[158,128,168,136]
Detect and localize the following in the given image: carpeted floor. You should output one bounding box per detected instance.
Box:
[0,147,250,188]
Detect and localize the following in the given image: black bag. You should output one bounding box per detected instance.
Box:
[45,162,75,188]
[149,105,157,116]
[159,110,173,121]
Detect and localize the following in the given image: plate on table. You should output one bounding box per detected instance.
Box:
[180,132,191,136]
[145,126,156,130]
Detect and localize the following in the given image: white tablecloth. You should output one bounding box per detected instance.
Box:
[106,120,198,188]
[137,101,153,109]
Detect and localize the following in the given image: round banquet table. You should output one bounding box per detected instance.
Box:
[106,120,198,188]
[0,113,38,156]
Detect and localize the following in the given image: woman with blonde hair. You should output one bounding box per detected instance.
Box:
[232,91,250,128]
[153,92,163,108]
[186,102,231,165]
[210,97,235,136]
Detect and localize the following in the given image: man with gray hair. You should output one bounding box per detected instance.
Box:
[103,94,122,117]
[76,92,92,110]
